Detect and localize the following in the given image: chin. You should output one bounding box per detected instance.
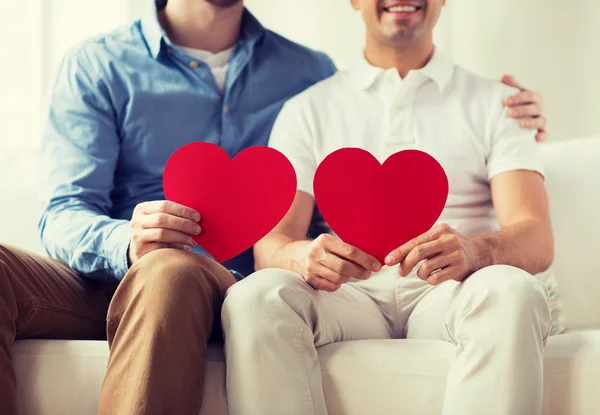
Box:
[205,0,242,8]
[381,28,416,44]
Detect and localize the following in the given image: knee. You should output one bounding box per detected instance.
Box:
[122,249,233,307]
[222,269,312,324]
[466,265,549,310]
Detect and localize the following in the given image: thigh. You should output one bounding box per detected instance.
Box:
[312,280,395,345]
[404,279,460,341]
[225,269,395,347]
[0,244,113,340]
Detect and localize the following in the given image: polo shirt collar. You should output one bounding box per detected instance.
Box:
[351,46,455,92]
[140,0,265,60]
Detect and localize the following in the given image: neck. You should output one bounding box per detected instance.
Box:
[160,0,244,53]
[364,37,434,78]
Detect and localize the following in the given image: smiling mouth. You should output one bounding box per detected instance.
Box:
[383,4,422,14]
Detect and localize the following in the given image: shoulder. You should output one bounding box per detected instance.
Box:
[58,21,145,76]
[259,29,337,79]
[452,65,518,104]
[278,70,347,116]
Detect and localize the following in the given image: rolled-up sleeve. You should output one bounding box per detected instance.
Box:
[38,49,130,281]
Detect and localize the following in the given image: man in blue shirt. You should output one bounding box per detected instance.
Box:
[0,0,548,413]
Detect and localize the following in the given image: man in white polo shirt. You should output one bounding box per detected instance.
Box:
[222,1,557,414]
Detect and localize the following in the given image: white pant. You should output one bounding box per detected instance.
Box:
[222,265,551,415]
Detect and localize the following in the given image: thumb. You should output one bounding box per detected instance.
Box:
[501,74,522,90]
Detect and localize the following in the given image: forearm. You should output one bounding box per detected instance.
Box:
[473,219,554,275]
[254,233,311,273]
[39,199,130,281]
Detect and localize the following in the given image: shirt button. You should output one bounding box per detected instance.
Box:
[189,61,199,69]
[224,106,229,114]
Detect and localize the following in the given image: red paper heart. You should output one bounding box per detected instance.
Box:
[314,148,449,264]
[163,143,296,263]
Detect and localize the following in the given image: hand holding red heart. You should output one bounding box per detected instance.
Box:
[385,223,492,285]
[128,200,202,266]
[313,148,449,265]
[296,234,382,292]
[162,144,453,286]
[163,143,296,263]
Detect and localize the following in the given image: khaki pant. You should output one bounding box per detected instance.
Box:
[0,244,235,415]
[223,265,552,415]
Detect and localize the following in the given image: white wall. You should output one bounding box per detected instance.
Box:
[445,0,600,142]
[246,0,600,141]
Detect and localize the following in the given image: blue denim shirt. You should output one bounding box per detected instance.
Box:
[38,1,336,281]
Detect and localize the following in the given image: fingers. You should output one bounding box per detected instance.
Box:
[416,253,455,281]
[501,74,522,90]
[536,131,548,142]
[168,243,193,251]
[506,90,541,107]
[303,235,376,291]
[386,224,451,266]
[315,263,352,285]
[505,87,548,136]
[509,103,541,119]
[136,200,201,222]
[304,268,343,292]
[140,228,197,247]
[426,267,455,286]
[321,254,371,280]
[141,213,202,235]
[326,237,381,271]
[131,241,175,260]
[399,240,444,277]
[520,116,546,132]
[129,201,201,265]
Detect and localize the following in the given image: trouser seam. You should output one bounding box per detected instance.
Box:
[293,291,319,415]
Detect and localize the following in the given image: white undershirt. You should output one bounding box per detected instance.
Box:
[176,44,235,94]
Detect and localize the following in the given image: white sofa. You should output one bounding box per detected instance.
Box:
[7,136,600,415]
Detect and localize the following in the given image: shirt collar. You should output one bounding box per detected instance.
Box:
[140,0,167,59]
[140,0,265,60]
[350,47,454,92]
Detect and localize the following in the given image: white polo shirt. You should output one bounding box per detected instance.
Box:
[268,49,544,238]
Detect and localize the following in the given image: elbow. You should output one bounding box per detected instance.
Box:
[541,241,555,272]
[536,233,555,274]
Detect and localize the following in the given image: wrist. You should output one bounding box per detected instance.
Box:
[471,236,496,271]
[288,240,311,274]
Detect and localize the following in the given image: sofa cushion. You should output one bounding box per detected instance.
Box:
[13,332,600,415]
[12,340,227,415]
[320,331,600,415]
